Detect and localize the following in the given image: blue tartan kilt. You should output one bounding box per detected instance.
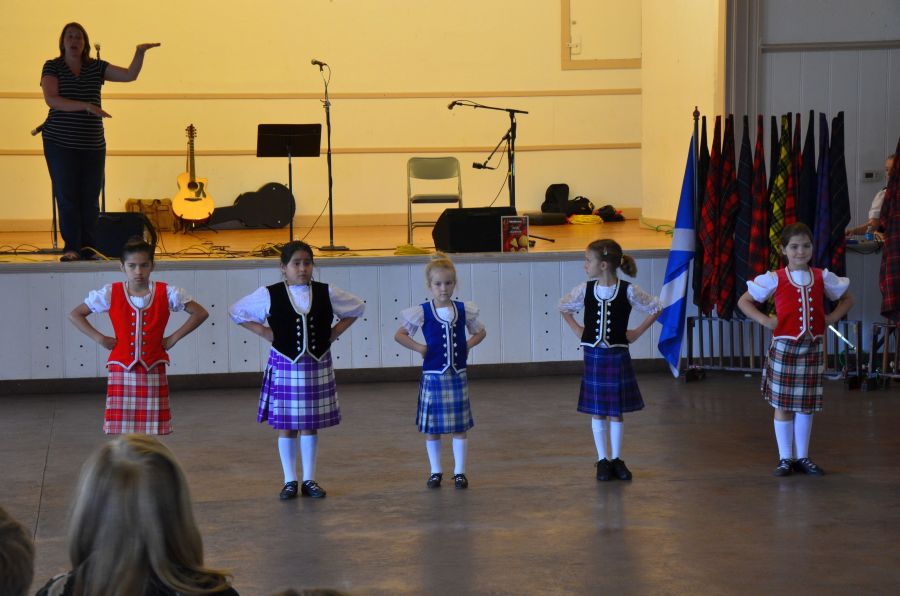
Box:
[578,345,644,417]
[416,370,474,434]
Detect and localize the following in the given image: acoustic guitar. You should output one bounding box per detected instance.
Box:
[173,124,214,222]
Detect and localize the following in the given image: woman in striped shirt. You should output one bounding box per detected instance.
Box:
[40,22,159,261]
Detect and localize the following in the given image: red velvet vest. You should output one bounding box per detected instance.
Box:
[772,268,825,339]
[108,281,170,369]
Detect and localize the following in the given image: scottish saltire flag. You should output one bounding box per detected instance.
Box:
[658,138,696,377]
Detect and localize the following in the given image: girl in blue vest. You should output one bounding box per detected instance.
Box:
[230,241,364,500]
[395,252,486,489]
[559,239,660,481]
[68,237,209,435]
[737,223,853,477]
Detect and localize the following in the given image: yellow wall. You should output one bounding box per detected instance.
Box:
[640,0,726,222]
[0,0,647,228]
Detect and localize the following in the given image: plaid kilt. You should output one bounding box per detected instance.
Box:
[578,346,644,417]
[761,336,824,412]
[258,349,340,430]
[104,364,171,435]
[416,370,474,434]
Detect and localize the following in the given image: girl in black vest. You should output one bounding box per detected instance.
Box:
[230,241,364,500]
[395,253,486,489]
[559,239,660,481]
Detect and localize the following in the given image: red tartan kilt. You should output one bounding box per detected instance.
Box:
[104,364,171,435]
[761,336,823,412]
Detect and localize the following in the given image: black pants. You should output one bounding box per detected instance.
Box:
[43,140,105,254]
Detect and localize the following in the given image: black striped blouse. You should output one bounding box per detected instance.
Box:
[41,57,109,150]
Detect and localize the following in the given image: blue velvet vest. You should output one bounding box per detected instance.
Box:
[267,281,334,362]
[580,280,631,348]
[421,300,468,374]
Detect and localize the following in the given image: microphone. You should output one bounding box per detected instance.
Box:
[448,100,458,110]
[94,43,101,58]
[472,162,489,169]
[311,59,327,67]
[31,123,45,136]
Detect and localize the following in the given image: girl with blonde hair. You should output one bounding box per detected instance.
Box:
[36,434,238,596]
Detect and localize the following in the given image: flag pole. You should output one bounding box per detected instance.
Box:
[693,106,700,235]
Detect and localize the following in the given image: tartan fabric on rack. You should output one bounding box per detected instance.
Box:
[879,136,900,321]
[796,109,817,229]
[716,115,740,319]
[768,115,793,270]
[785,112,800,225]
[692,116,710,307]
[768,115,779,195]
[748,114,770,281]
[828,111,851,276]
[733,115,754,313]
[698,116,722,315]
[813,113,831,270]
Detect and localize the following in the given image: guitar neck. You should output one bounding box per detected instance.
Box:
[187,137,196,182]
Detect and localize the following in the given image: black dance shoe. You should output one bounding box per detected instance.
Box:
[792,457,825,476]
[611,458,633,480]
[453,473,469,489]
[773,459,794,476]
[301,480,327,498]
[426,473,443,488]
[596,459,612,481]
[279,481,299,500]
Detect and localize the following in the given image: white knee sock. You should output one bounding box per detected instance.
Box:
[426,439,442,473]
[610,420,624,460]
[591,418,609,460]
[278,437,298,483]
[794,413,813,459]
[300,434,318,482]
[452,437,468,475]
[773,419,794,460]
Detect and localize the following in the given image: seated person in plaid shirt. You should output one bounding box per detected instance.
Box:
[395,252,486,490]
[738,222,853,477]
[559,239,660,483]
[68,237,208,435]
[230,241,364,501]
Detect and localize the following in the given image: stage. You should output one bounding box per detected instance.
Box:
[0,218,672,263]
[0,218,885,384]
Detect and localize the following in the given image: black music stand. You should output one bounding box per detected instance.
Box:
[257,124,321,243]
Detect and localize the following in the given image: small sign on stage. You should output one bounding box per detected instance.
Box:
[501,215,529,252]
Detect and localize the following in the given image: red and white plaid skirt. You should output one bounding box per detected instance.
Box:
[104,364,171,435]
[761,336,824,412]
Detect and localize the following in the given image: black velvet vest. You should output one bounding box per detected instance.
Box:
[267,281,334,361]
[581,279,631,348]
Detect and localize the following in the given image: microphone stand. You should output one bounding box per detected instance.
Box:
[473,131,509,170]
[96,44,106,212]
[454,100,527,212]
[316,63,347,251]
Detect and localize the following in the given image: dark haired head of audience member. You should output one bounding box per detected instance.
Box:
[0,506,34,596]
[36,434,238,596]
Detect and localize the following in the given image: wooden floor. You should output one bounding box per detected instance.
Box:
[5,372,900,595]
[0,219,672,264]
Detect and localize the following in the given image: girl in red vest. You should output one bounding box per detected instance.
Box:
[738,222,853,476]
[68,238,209,434]
[229,241,364,500]
[559,239,660,482]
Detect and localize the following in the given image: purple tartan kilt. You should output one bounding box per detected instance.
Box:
[762,336,824,412]
[416,370,474,434]
[578,345,644,417]
[258,349,340,430]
